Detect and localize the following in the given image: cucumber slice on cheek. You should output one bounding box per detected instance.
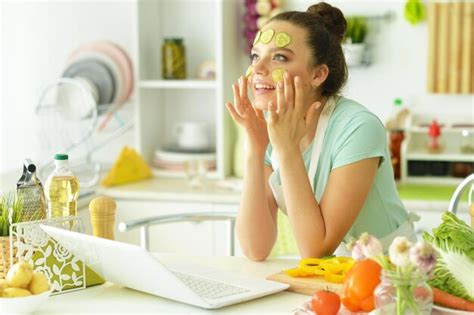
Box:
[271,68,286,83]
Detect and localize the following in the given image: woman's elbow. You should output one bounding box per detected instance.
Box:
[243,249,269,262]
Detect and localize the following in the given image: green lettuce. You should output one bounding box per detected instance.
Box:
[423,211,474,302]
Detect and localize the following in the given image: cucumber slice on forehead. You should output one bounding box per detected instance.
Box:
[272,68,286,83]
[253,31,261,46]
[245,65,254,78]
[275,32,291,48]
[260,29,275,44]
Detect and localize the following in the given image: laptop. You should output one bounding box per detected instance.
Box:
[40,225,289,309]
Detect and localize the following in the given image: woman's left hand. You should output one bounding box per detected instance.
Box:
[267,73,321,155]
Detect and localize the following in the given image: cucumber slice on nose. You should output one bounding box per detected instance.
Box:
[275,32,291,48]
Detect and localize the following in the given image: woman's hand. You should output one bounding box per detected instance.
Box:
[226,76,269,156]
[267,73,321,156]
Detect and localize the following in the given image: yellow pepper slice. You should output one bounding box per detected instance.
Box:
[324,273,345,284]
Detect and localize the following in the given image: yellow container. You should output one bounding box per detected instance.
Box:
[162,38,186,79]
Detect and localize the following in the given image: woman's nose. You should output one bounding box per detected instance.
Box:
[253,59,269,76]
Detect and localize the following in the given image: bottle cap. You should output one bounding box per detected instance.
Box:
[54,153,69,160]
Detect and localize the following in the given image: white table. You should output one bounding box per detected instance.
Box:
[36,255,308,314]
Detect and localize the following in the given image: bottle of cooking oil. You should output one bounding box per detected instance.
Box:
[44,154,80,220]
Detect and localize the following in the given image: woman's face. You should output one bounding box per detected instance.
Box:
[249,20,316,110]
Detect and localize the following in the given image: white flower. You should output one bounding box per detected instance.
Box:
[409,241,437,274]
[389,236,413,267]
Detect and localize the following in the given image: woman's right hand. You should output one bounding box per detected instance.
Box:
[226,75,269,156]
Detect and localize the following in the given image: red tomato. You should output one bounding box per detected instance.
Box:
[341,259,381,312]
[311,291,341,315]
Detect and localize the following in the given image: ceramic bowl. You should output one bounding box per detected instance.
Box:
[0,289,52,314]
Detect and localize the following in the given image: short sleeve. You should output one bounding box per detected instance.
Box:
[332,112,387,170]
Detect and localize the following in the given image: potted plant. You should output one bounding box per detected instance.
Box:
[343,16,368,66]
[0,193,23,278]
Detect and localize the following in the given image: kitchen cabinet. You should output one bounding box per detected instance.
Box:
[135,0,241,179]
[401,125,474,184]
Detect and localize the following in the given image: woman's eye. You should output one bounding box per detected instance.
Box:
[250,53,259,62]
[274,54,287,62]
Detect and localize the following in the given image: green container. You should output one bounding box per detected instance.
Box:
[162,38,186,79]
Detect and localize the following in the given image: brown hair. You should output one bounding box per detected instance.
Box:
[270,2,348,97]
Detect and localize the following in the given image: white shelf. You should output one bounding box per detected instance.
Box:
[406,152,474,162]
[404,176,466,185]
[151,167,218,179]
[408,126,474,133]
[139,80,217,89]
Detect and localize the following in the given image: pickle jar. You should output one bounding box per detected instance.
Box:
[162,38,186,79]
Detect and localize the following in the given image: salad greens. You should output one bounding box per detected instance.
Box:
[423,211,474,302]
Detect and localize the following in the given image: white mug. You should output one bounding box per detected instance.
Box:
[174,122,210,150]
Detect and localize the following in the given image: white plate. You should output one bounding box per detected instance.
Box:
[432,304,473,314]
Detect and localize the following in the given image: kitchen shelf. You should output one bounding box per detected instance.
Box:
[139,80,217,89]
[402,176,467,185]
[135,0,240,179]
[406,152,474,162]
[151,168,218,180]
[409,126,474,133]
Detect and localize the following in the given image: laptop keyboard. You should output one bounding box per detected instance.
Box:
[172,271,250,300]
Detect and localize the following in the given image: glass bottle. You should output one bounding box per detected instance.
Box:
[162,38,186,79]
[44,154,80,220]
[374,270,433,314]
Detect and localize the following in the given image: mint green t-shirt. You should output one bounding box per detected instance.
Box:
[264,97,409,242]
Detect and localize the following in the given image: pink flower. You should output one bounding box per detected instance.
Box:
[349,233,383,261]
[409,240,437,273]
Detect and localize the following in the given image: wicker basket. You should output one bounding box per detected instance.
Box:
[0,236,17,279]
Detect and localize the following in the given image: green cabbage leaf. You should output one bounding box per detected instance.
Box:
[423,211,474,302]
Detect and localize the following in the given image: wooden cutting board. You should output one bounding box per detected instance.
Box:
[266,271,343,296]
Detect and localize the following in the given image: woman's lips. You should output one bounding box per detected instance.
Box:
[253,82,276,95]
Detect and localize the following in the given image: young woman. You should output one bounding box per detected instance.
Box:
[226,2,417,261]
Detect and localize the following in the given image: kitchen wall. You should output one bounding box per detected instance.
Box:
[1,0,473,176]
[0,0,137,176]
[283,1,473,123]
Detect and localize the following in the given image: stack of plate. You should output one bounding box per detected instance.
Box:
[152,147,216,172]
[62,41,134,112]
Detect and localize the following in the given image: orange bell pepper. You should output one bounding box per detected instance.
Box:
[341,258,382,312]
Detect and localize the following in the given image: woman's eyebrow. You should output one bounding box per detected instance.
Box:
[251,47,295,55]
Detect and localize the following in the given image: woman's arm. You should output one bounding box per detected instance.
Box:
[278,152,380,258]
[236,158,278,261]
[225,76,279,261]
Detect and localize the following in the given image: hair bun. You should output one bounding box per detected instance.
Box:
[307,2,347,42]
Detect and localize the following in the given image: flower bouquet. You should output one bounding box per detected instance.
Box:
[349,233,437,315]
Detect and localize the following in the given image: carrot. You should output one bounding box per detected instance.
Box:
[432,287,474,312]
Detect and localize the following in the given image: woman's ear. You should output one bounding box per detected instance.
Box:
[311,64,329,88]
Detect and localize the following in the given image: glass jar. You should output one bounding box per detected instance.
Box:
[162,38,186,79]
[460,129,474,154]
[389,130,405,179]
[374,270,433,315]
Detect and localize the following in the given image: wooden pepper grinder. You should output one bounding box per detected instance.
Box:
[89,196,116,240]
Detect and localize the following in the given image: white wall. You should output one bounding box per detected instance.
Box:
[284,1,473,123]
[1,0,137,176]
[1,0,473,177]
